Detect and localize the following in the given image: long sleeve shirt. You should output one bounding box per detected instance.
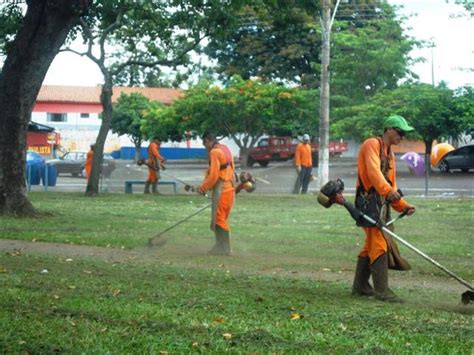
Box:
[147,142,165,166]
[199,145,235,193]
[294,143,313,168]
[357,137,408,212]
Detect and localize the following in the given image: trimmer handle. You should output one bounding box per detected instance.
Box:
[385,188,404,205]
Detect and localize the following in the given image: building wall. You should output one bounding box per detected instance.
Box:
[31,111,120,153]
[31,111,102,128]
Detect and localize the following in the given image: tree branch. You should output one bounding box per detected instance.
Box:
[98,10,124,63]
[79,17,95,55]
[111,34,206,76]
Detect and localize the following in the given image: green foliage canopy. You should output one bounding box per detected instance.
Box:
[205,0,417,102]
[111,92,151,148]
[0,4,23,56]
[333,83,468,155]
[143,76,318,150]
[451,86,474,139]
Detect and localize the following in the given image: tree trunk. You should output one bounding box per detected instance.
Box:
[86,74,113,196]
[424,139,434,197]
[134,144,142,163]
[318,0,331,189]
[239,146,250,168]
[132,136,143,163]
[0,0,88,216]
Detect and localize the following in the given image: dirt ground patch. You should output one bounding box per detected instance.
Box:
[2,238,472,300]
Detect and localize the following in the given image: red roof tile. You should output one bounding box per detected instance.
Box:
[37,85,182,105]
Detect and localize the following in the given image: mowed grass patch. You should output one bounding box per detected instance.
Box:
[1,192,472,278]
[0,253,472,353]
[0,193,473,352]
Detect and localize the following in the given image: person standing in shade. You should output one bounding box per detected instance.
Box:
[352,115,416,302]
[84,144,94,181]
[145,138,166,194]
[294,134,313,194]
[195,132,236,255]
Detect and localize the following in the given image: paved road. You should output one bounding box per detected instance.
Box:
[30,158,474,197]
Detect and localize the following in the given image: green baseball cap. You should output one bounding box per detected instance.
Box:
[383,115,414,132]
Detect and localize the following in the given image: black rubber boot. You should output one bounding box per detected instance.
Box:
[352,256,374,297]
[144,181,151,194]
[151,182,159,194]
[370,254,403,303]
[208,226,231,256]
[218,227,231,255]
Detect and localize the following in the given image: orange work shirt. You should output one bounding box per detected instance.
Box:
[147,142,165,166]
[357,137,408,213]
[199,144,235,194]
[84,149,94,179]
[294,143,312,168]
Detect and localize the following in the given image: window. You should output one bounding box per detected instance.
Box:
[47,113,67,122]
[76,152,86,160]
[80,113,90,118]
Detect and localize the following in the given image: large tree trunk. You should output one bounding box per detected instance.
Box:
[0,0,88,216]
[86,74,113,196]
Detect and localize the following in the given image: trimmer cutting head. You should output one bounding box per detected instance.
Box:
[317,178,345,208]
[236,171,256,193]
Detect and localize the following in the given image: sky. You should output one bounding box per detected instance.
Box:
[42,0,474,89]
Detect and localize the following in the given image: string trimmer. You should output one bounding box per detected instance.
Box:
[317,179,473,305]
[147,171,257,247]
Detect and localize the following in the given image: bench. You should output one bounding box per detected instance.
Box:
[124,180,177,194]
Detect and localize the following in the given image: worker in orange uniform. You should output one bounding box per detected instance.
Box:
[84,144,94,180]
[352,115,416,302]
[195,132,236,256]
[294,134,313,194]
[145,138,166,194]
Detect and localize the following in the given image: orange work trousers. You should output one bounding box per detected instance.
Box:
[215,187,235,231]
[147,165,159,183]
[358,226,388,263]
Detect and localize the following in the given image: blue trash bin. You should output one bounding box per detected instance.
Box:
[26,163,41,185]
[41,164,57,186]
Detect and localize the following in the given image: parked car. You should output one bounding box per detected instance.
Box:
[438,145,474,173]
[48,151,116,177]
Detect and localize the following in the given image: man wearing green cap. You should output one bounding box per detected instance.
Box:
[352,115,416,302]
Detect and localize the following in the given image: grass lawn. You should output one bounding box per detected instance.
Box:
[0,192,473,353]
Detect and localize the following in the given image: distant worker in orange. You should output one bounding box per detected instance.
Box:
[196,132,236,255]
[84,144,94,180]
[294,134,313,194]
[145,138,166,194]
[352,115,416,302]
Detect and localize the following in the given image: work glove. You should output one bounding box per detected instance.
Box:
[404,205,416,216]
[296,166,301,175]
[196,185,206,196]
[386,189,401,202]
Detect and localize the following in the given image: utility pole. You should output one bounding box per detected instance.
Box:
[431,45,435,87]
[318,0,332,189]
[425,41,436,196]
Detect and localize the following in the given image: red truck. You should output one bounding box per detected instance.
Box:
[242,136,348,167]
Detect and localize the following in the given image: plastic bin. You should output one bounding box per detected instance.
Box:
[41,164,58,186]
[26,163,41,185]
